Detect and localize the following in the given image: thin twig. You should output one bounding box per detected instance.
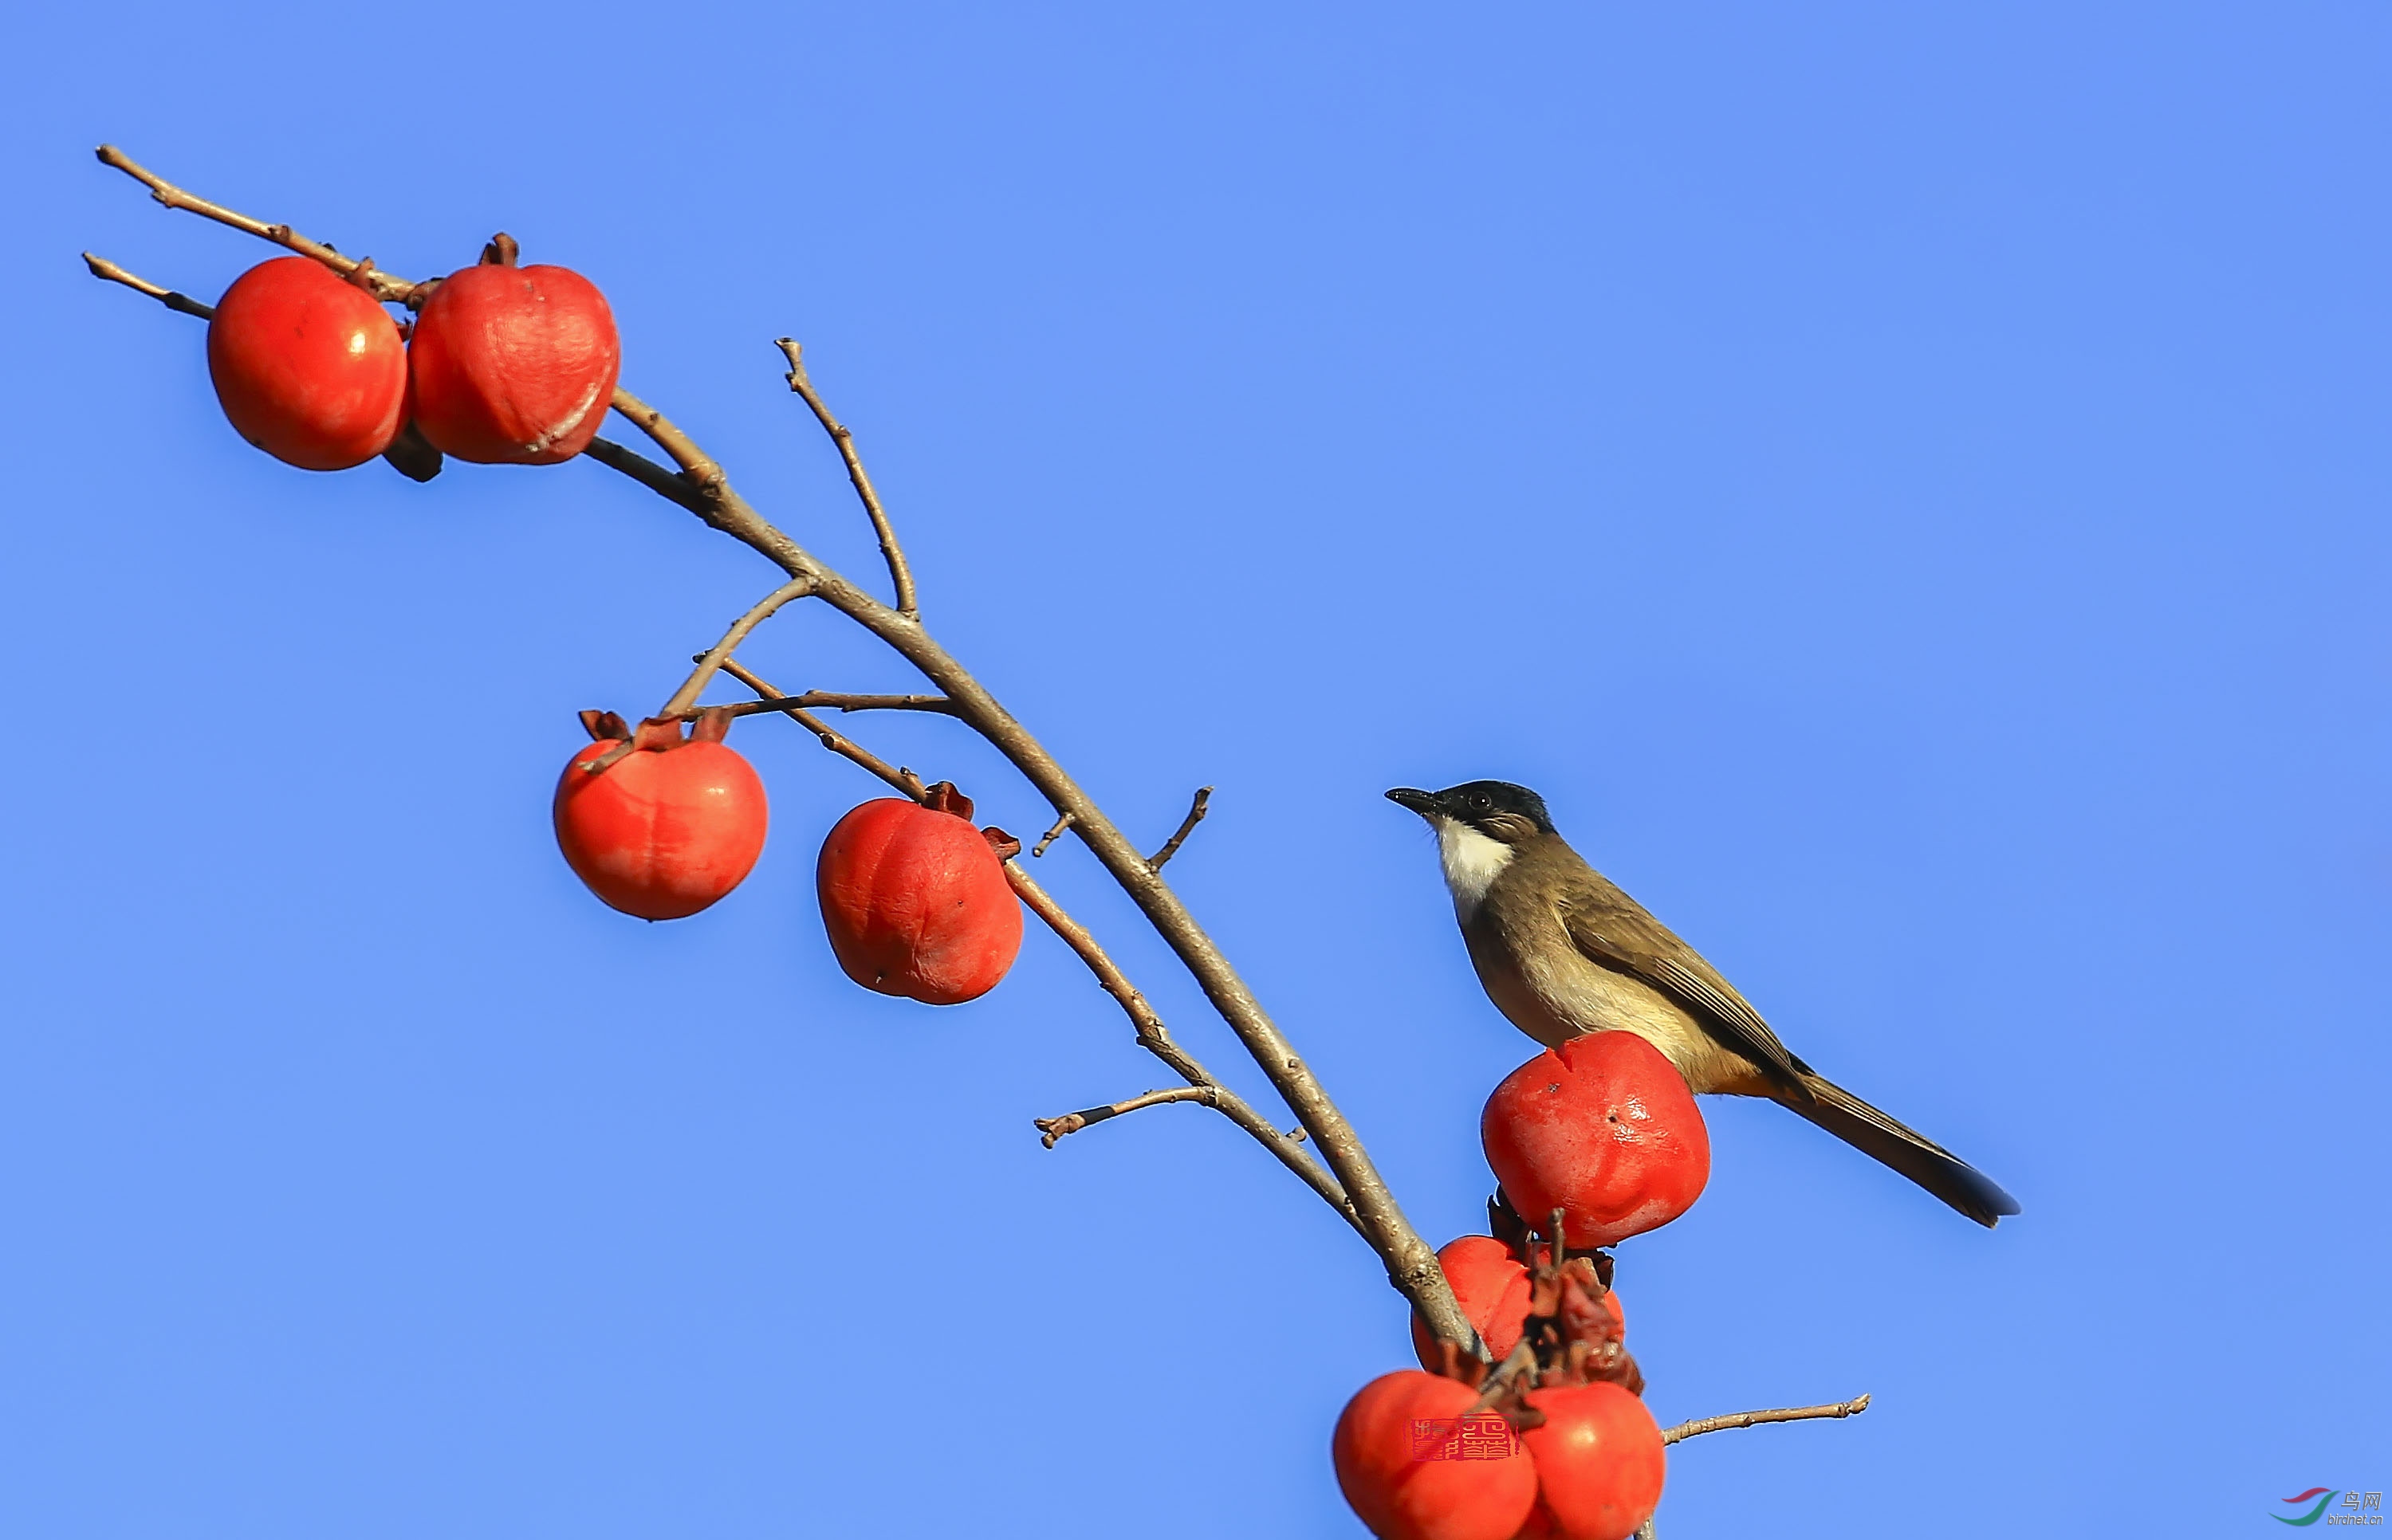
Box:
[777,338,918,620]
[718,659,927,801]
[659,579,812,718]
[1032,812,1076,858]
[1661,1394,1871,1445]
[1035,1086,1216,1147]
[811,692,955,714]
[1145,787,1212,872]
[94,145,423,306]
[665,690,958,721]
[82,253,215,319]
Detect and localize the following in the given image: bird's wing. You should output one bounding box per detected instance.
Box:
[1558,877,1812,1094]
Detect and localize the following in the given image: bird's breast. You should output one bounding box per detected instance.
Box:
[1462,909,1757,1094]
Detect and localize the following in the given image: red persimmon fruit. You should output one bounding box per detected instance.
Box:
[1481,1033,1709,1249]
[1332,1370,1537,1540]
[553,713,768,921]
[1410,1236,1535,1369]
[1408,1237,1623,1372]
[407,247,620,464]
[816,792,1022,1005]
[206,256,407,470]
[1515,1382,1666,1540]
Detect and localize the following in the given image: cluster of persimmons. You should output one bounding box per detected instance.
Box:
[198,240,1716,1539]
[1341,1031,1711,1540]
[203,245,1026,1006]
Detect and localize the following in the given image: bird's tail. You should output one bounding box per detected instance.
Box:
[1780,1072,2019,1228]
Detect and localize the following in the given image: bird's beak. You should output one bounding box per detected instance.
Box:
[1384,788,1438,817]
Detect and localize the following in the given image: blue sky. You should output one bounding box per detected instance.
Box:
[2,4,2385,1535]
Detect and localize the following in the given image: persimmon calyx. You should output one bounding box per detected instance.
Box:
[982,827,1022,861]
[631,717,684,752]
[920,780,976,820]
[574,712,722,778]
[579,709,632,743]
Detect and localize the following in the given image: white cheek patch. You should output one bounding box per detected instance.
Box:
[1434,819,1515,921]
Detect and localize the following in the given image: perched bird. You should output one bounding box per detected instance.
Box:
[1386,780,2018,1227]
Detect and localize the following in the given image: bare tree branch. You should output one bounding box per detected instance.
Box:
[83,253,214,318]
[659,579,812,718]
[593,373,1468,1337]
[1661,1394,1871,1445]
[609,387,730,497]
[86,148,1476,1351]
[584,435,709,514]
[96,145,423,306]
[777,337,918,621]
[1147,786,1212,872]
[1035,1086,1216,1147]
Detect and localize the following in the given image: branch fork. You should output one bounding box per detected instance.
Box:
[777,337,917,620]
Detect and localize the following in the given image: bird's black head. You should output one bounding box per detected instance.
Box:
[1383,780,1554,843]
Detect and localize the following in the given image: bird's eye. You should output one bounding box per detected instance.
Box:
[1470,794,1490,811]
